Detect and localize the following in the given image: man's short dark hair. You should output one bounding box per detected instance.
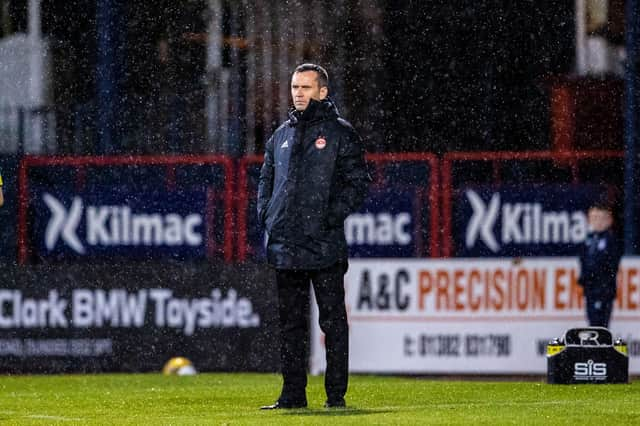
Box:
[294,63,329,89]
[589,201,614,213]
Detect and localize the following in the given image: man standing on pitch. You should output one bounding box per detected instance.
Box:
[258,63,370,409]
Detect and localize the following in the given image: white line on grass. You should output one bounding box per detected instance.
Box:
[375,400,568,411]
[25,414,86,421]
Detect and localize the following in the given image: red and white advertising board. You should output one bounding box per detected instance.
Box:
[310,257,640,374]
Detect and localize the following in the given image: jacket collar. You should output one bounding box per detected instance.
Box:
[288,98,339,126]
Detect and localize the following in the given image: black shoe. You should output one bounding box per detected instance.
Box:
[324,398,346,408]
[260,399,308,410]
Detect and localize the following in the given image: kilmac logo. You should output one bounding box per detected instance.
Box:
[465,190,588,252]
[43,193,203,254]
[345,212,411,246]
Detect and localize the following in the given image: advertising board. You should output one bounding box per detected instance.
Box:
[310,257,640,374]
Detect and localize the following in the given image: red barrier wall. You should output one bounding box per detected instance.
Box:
[17,151,624,263]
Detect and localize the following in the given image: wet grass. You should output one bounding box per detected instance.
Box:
[0,373,639,425]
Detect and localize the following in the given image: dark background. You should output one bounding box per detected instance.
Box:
[32,1,576,154]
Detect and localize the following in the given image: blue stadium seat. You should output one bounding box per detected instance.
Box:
[382,161,431,186]
[175,164,226,188]
[28,166,77,189]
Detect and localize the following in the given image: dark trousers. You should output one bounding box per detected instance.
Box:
[275,262,348,402]
[585,296,614,328]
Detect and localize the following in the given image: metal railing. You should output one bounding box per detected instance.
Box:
[0,106,58,154]
[0,97,210,155]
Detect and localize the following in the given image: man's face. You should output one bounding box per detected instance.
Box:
[588,207,613,232]
[291,71,327,111]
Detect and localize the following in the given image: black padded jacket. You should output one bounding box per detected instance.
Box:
[257,98,370,269]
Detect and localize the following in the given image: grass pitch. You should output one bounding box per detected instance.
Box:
[1,373,639,425]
